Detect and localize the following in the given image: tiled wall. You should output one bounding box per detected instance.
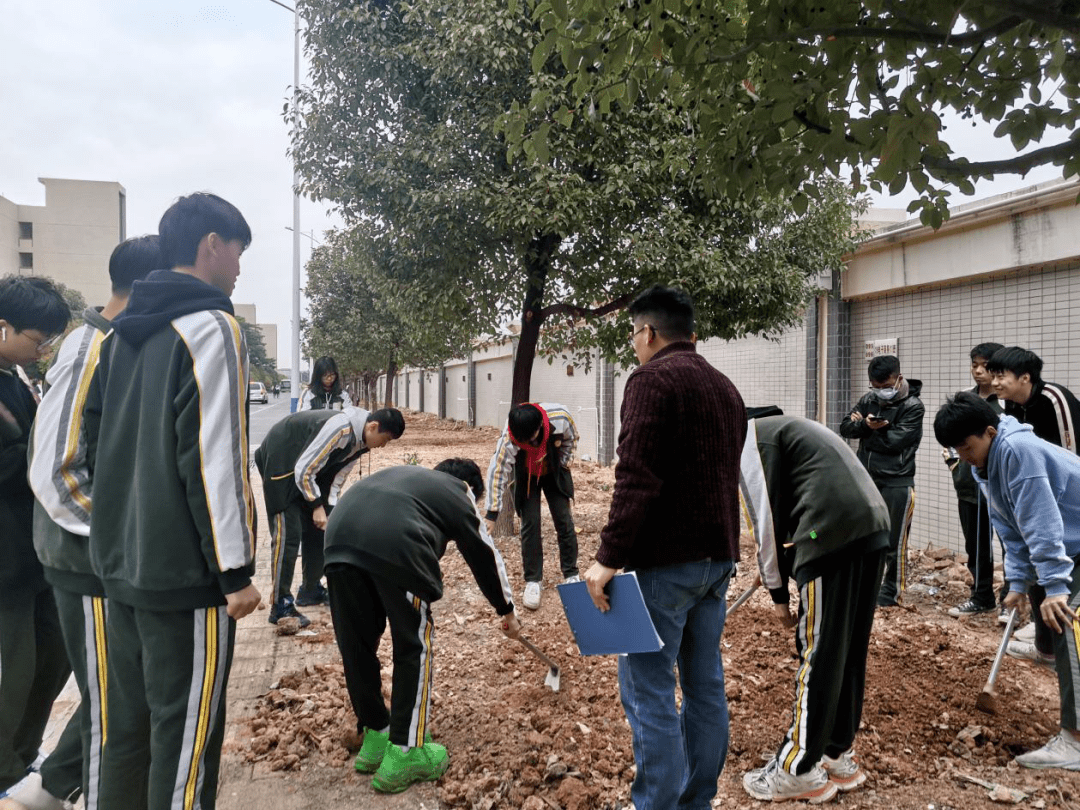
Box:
[849,259,1080,555]
[696,325,810,418]
[532,350,604,462]
[383,260,1080,560]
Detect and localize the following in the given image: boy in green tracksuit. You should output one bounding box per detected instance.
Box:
[323,460,520,794]
[740,412,890,803]
[84,194,261,810]
[10,237,161,810]
[0,276,70,797]
[254,406,404,626]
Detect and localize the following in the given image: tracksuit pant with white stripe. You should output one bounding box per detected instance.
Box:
[877,485,914,605]
[37,588,109,808]
[326,564,434,747]
[98,602,234,810]
[775,544,886,776]
[0,587,71,792]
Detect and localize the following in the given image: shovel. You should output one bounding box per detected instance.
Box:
[518,634,561,691]
[976,607,1019,715]
[727,581,760,617]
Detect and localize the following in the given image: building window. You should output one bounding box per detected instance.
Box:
[18,222,32,240]
[487,373,492,381]
[19,252,33,270]
[566,365,575,376]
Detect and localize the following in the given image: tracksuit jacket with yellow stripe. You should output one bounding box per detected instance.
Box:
[29,307,111,597]
[84,271,257,610]
[254,408,370,516]
[740,416,891,603]
[483,402,577,520]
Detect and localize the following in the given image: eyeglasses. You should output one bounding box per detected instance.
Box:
[20,330,62,352]
[629,324,654,344]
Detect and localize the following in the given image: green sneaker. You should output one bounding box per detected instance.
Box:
[353,728,389,773]
[372,743,449,793]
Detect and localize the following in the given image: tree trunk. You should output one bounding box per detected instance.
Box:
[384,356,398,407]
[510,233,561,405]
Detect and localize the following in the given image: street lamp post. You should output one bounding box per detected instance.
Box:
[266,0,303,413]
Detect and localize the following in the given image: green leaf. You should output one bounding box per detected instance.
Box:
[771,102,794,123]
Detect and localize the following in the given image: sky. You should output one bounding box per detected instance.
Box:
[0,2,1069,365]
[0,1,341,366]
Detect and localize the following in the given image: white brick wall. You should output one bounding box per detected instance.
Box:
[849,260,1080,556]
[532,351,603,461]
[443,360,470,422]
[475,357,514,429]
[697,327,809,418]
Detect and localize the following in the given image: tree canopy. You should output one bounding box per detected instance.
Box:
[303,227,466,403]
[292,0,863,401]
[518,0,1080,227]
[235,318,278,385]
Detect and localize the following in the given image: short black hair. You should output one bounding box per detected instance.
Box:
[970,342,1004,362]
[933,391,1001,448]
[310,356,343,397]
[628,284,695,341]
[159,193,251,269]
[986,346,1043,385]
[0,275,71,334]
[367,408,405,439]
[110,235,162,295]
[867,355,900,383]
[434,457,485,500]
[507,404,543,444]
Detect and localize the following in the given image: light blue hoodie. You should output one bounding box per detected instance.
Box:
[972,415,1080,597]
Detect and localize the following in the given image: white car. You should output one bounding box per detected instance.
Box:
[249,382,269,404]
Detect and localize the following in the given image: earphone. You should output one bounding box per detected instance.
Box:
[1,327,6,341]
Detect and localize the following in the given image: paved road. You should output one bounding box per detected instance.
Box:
[249,395,293,447]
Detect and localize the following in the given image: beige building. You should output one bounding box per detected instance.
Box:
[233,303,278,366]
[0,178,127,307]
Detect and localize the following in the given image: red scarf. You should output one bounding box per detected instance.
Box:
[509,403,550,480]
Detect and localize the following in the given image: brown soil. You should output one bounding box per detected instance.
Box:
[232,410,1080,808]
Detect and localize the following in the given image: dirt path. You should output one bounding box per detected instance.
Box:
[220,410,1080,809]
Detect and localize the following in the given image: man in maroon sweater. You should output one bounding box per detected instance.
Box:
[585,285,746,810]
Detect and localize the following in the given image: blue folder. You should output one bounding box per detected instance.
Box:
[556,572,663,656]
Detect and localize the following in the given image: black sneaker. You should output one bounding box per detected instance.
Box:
[948,598,996,617]
[268,596,311,628]
[295,584,329,606]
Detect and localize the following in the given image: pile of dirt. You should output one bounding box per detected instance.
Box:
[243,664,364,772]
[233,408,1080,809]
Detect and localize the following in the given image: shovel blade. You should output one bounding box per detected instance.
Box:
[544,666,560,692]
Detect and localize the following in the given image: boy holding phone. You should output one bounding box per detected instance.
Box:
[840,355,925,607]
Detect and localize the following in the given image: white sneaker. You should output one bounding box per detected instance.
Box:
[0,772,70,810]
[1015,620,1037,641]
[562,574,581,584]
[742,758,838,803]
[1007,638,1055,668]
[1015,731,1080,770]
[522,581,541,610]
[821,749,867,791]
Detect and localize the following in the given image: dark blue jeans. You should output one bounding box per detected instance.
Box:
[619,558,734,810]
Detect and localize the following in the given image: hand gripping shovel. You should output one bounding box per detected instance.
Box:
[518,634,560,692]
[976,607,1019,715]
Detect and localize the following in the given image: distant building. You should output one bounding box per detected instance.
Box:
[233,303,278,366]
[0,178,126,306]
